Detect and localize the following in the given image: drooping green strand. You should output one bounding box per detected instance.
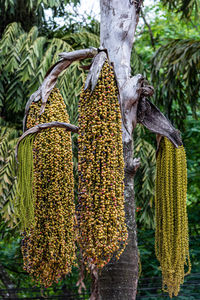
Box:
[155,137,191,298]
[16,133,36,230]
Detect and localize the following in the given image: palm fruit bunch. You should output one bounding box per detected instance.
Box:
[20,88,76,287]
[78,61,128,268]
[155,137,191,298]
[16,133,36,230]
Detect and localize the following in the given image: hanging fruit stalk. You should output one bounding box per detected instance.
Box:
[16,133,36,230]
[19,88,76,287]
[78,61,128,268]
[155,137,191,298]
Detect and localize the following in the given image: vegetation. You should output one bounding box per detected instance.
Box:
[0,0,199,298]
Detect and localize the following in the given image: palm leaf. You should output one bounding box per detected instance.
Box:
[131,47,146,76]
[0,22,23,56]
[151,38,200,126]
[161,0,199,18]
[58,62,85,125]
[0,121,20,228]
[134,125,156,229]
[62,31,100,49]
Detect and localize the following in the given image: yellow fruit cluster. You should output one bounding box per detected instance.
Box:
[155,137,191,298]
[78,61,128,268]
[22,88,76,287]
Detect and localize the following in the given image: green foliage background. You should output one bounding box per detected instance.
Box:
[0,0,199,298]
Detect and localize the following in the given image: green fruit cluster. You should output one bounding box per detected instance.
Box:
[22,88,76,287]
[17,133,36,230]
[155,137,191,298]
[78,61,128,268]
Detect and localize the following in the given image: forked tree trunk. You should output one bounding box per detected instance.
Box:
[98,1,142,299]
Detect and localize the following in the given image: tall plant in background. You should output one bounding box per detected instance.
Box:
[0,22,75,126]
[0,121,19,228]
[161,0,199,18]
[0,0,80,36]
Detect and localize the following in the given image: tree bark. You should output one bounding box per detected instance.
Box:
[98,1,142,299]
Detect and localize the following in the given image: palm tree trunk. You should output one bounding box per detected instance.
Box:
[98,1,142,299]
[98,140,139,300]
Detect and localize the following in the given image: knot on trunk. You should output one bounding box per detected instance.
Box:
[124,158,140,175]
[141,85,154,97]
[121,74,144,111]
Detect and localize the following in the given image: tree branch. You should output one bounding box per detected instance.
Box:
[140,9,155,50]
[23,48,98,131]
[84,51,108,92]
[16,121,78,161]
[124,158,140,175]
[59,48,98,61]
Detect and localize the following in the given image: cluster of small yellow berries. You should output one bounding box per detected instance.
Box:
[77,61,128,268]
[22,88,76,287]
[155,137,191,298]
